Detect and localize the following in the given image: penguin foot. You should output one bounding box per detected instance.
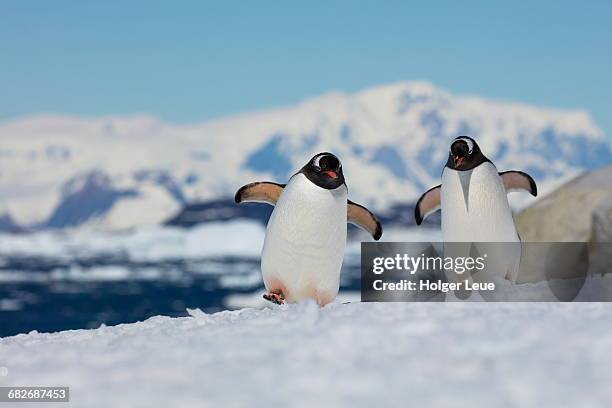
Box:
[263,291,285,305]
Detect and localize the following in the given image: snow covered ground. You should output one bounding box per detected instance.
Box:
[1,302,611,408]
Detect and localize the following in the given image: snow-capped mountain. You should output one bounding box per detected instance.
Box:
[0,81,610,231]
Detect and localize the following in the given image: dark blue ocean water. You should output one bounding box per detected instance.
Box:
[0,255,361,337]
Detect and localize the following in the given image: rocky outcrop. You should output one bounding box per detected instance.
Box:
[592,201,612,243]
[516,165,612,242]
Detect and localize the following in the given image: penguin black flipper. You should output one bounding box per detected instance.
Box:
[414,185,441,225]
[347,200,383,240]
[234,182,286,206]
[499,171,537,196]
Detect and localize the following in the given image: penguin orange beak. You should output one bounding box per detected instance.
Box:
[454,156,464,167]
[325,170,338,179]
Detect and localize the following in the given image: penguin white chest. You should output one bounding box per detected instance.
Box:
[441,163,519,242]
[261,174,347,304]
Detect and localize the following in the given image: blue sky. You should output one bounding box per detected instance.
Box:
[1,1,611,137]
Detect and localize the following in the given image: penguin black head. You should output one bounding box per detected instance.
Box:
[446,136,490,171]
[300,152,346,190]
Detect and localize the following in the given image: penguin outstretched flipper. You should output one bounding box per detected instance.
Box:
[414,136,538,246]
[234,182,286,206]
[414,185,441,225]
[347,200,383,240]
[238,152,384,307]
[499,171,537,196]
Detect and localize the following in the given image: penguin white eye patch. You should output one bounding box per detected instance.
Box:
[313,155,341,170]
[452,137,474,155]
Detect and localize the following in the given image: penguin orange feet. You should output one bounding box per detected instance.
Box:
[263,291,285,305]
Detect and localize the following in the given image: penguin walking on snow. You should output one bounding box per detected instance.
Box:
[415,136,537,242]
[415,136,537,289]
[235,152,382,306]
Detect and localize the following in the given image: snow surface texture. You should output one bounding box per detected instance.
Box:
[1,81,610,230]
[1,302,611,407]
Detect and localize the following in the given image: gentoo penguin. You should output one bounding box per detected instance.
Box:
[415,136,537,242]
[415,137,537,291]
[235,152,382,306]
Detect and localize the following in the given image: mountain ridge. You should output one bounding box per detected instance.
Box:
[0,81,609,231]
